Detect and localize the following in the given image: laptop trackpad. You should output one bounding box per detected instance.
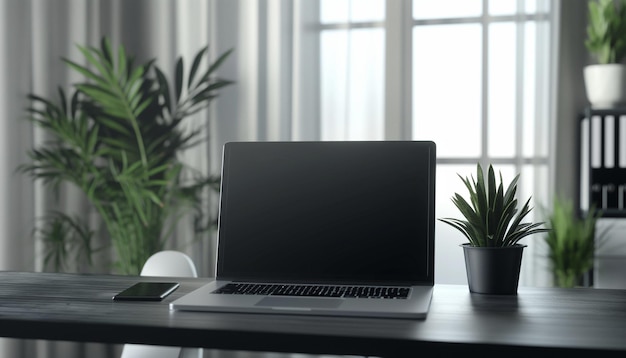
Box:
[256,297,343,309]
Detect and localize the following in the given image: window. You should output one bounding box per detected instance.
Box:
[315,0,554,285]
[320,0,386,140]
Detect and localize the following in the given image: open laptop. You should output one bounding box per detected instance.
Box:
[170,141,436,319]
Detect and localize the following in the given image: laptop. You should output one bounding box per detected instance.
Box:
[170,140,436,319]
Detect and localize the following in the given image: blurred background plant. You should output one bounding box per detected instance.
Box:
[544,196,607,288]
[19,37,233,275]
[585,0,626,64]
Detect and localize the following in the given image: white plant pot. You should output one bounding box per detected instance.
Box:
[584,64,626,109]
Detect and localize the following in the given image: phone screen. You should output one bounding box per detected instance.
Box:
[113,282,180,301]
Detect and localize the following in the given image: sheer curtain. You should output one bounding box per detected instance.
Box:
[0,0,329,357]
[0,0,218,275]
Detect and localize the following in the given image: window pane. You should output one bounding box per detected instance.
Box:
[526,0,551,14]
[413,0,482,20]
[524,21,551,157]
[489,0,547,16]
[435,164,475,284]
[321,29,385,140]
[523,22,537,157]
[526,0,538,14]
[321,0,349,23]
[351,0,384,22]
[488,22,516,157]
[321,0,384,23]
[522,164,550,218]
[413,24,482,157]
[321,30,348,138]
[489,0,516,16]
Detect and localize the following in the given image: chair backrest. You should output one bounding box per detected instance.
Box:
[140,250,198,278]
[120,250,201,358]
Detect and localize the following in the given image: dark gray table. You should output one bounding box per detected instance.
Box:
[0,271,625,357]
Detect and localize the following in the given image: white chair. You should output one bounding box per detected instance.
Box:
[140,250,198,278]
[120,250,202,358]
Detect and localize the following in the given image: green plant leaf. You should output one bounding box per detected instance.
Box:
[78,44,114,82]
[154,67,172,115]
[200,48,234,82]
[175,57,184,104]
[188,46,208,89]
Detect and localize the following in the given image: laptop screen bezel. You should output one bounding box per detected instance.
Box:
[214,141,436,286]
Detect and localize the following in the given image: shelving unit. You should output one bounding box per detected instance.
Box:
[580,107,626,217]
[578,107,626,289]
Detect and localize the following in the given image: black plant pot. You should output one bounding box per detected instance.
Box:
[462,243,527,295]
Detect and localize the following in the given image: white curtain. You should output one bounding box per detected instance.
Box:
[0,0,219,275]
[0,0,333,357]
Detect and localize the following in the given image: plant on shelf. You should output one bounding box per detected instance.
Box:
[584,0,626,108]
[544,197,606,288]
[439,163,549,294]
[19,37,233,275]
[586,0,626,64]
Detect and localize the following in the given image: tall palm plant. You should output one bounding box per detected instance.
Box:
[19,37,233,274]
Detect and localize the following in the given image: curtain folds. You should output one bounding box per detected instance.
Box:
[0,0,326,357]
[0,0,218,275]
[0,0,313,275]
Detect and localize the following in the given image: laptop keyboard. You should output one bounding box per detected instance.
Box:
[212,283,410,299]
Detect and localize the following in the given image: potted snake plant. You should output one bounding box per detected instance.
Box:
[439,164,549,294]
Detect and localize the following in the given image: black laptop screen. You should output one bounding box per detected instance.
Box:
[216,141,435,285]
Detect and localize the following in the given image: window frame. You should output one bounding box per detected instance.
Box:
[305,0,556,285]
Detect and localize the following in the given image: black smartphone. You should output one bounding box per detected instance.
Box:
[113,282,180,301]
